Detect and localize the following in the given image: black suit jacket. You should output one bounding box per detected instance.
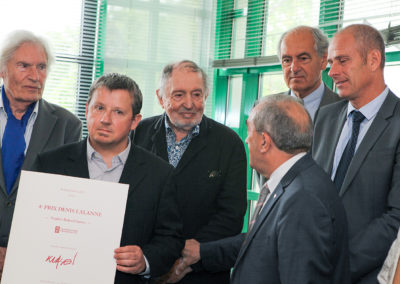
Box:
[200,154,350,284]
[133,115,247,284]
[36,140,184,284]
[0,98,82,246]
[312,91,400,283]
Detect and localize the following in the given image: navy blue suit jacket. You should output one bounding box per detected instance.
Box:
[201,154,350,284]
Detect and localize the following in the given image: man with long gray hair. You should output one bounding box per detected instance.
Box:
[0,30,81,273]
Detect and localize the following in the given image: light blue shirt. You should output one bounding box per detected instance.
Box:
[290,82,324,121]
[331,87,389,180]
[0,88,39,154]
[86,138,131,182]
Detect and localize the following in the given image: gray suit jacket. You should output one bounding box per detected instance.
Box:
[312,91,400,283]
[0,98,81,246]
[200,154,350,284]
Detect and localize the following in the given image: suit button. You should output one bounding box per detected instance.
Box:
[6,202,12,207]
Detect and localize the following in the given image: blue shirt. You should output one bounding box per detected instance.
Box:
[331,87,389,180]
[290,82,324,121]
[164,115,200,168]
[0,86,39,154]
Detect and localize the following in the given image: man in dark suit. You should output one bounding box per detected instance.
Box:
[187,94,350,284]
[278,25,341,121]
[36,73,183,284]
[312,24,400,283]
[0,30,81,271]
[133,60,247,283]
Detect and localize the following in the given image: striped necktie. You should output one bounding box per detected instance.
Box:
[248,184,270,232]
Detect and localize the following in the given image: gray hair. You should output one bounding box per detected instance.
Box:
[338,24,386,69]
[277,25,329,59]
[0,30,54,73]
[158,60,209,97]
[88,73,143,116]
[252,94,313,154]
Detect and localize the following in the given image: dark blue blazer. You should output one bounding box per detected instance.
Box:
[201,154,350,284]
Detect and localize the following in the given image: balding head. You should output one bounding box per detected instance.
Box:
[251,94,313,154]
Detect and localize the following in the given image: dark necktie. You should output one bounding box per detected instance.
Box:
[1,87,34,194]
[248,184,270,232]
[334,110,366,190]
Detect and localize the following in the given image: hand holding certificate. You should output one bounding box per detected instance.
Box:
[2,170,129,284]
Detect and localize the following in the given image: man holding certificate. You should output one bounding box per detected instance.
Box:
[36,73,183,283]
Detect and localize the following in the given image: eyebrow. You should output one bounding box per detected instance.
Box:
[296,52,311,58]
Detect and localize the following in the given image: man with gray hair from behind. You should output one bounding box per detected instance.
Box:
[186,94,350,284]
[0,30,81,274]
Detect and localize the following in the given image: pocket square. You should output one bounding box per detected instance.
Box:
[208,170,222,178]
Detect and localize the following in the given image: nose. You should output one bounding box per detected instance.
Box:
[28,66,40,82]
[182,94,194,109]
[100,110,112,124]
[328,62,338,78]
[291,59,301,73]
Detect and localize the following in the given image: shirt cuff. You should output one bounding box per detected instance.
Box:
[139,254,151,276]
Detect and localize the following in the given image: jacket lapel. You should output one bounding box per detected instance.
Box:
[235,185,284,266]
[0,152,7,196]
[339,91,396,196]
[64,139,90,179]
[149,116,169,162]
[119,144,146,196]
[323,103,347,175]
[23,100,57,171]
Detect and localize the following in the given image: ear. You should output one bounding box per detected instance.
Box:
[320,53,328,70]
[130,113,142,131]
[85,101,89,119]
[260,132,272,153]
[368,49,381,71]
[156,89,165,109]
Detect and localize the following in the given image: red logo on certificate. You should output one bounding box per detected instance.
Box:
[55,226,60,234]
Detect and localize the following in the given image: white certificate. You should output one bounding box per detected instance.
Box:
[2,170,129,284]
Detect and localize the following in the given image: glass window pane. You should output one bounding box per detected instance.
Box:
[0,0,84,116]
[232,17,247,59]
[260,72,287,98]
[263,0,320,56]
[104,0,214,118]
[235,0,248,10]
[343,0,400,30]
[385,63,400,97]
[226,75,243,128]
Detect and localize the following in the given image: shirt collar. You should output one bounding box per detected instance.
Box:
[290,81,324,104]
[346,86,389,121]
[86,137,131,164]
[266,152,307,194]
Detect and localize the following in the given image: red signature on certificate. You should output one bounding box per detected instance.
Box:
[45,252,78,269]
